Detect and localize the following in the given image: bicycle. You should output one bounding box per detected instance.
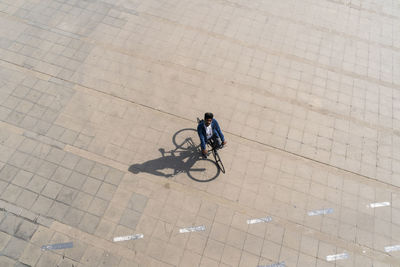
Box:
[196,118,225,174]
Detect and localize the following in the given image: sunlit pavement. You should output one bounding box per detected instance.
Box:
[0,0,399,266]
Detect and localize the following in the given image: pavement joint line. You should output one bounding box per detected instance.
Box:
[63,145,395,264]
[141,10,400,90]
[0,64,397,195]
[2,8,400,93]
[0,199,47,226]
[219,0,400,43]
[0,2,398,265]
[0,22,399,139]
[0,61,398,195]
[50,221,140,261]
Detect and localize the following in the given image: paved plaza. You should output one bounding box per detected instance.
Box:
[0,0,400,266]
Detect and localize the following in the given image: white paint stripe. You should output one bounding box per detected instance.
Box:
[247,216,272,224]
[369,202,390,208]
[326,252,348,261]
[308,208,333,216]
[113,234,143,242]
[384,245,400,252]
[258,261,285,267]
[179,225,205,233]
[41,242,73,251]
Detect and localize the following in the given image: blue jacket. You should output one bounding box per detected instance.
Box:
[197,119,225,150]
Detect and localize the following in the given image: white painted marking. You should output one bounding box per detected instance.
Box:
[384,245,400,252]
[113,234,143,242]
[247,216,272,224]
[258,261,285,267]
[41,242,73,251]
[308,208,333,216]
[368,202,390,208]
[326,252,348,261]
[179,225,205,233]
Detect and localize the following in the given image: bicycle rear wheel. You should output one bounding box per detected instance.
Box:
[212,149,225,173]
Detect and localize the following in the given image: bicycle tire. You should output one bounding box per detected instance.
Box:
[212,149,225,173]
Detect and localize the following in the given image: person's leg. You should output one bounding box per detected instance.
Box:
[211,135,222,148]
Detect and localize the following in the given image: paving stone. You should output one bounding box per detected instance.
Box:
[1,184,23,203]
[44,147,66,164]
[7,151,29,168]
[0,231,12,250]
[62,239,87,262]
[0,255,15,267]
[15,261,31,267]
[56,257,79,267]
[31,196,53,215]
[71,192,93,211]
[15,189,38,210]
[0,180,9,195]
[89,163,109,180]
[41,180,63,199]
[127,193,148,213]
[0,164,19,182]
[78,213,100,234]
[104,168,124,185]
[15,220,38,241]
[56,186,78,205]
[98,251,121,267]
[23,157,43,173]
[59,129,78,144]
[81,177,101,195]
[35,252,61,267]
[96,183,116,201]
[46,125,65,140]
[1,237,28,259]
[81,246,104,266]
[46,201,69,221]
[62,208,84,227]
[51,166,71,184]
[26,175,47,193]
[36,161,57,178]
[65,171,87,190]
[30,226,54,246]
[59,153,79,169]
[74,158,95,175]
[88,197,108,217]
[12,170,33,187]
[119,209,141,229]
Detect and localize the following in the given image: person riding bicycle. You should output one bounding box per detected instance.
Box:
[197,112,227,157]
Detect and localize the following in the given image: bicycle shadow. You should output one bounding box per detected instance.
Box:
[128,128,221,182]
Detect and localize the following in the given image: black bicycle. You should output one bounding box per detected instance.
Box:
[197,118,225,174]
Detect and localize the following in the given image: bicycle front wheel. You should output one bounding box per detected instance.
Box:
[212,149,225,173]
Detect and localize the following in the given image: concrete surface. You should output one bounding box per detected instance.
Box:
[0,0,400,266]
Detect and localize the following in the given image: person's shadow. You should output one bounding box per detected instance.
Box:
[128,129,220,182]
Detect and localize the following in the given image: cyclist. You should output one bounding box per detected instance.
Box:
[197,112,227,157]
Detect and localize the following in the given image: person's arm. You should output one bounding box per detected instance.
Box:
[213,119,225,142]
[197,124,207,151]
